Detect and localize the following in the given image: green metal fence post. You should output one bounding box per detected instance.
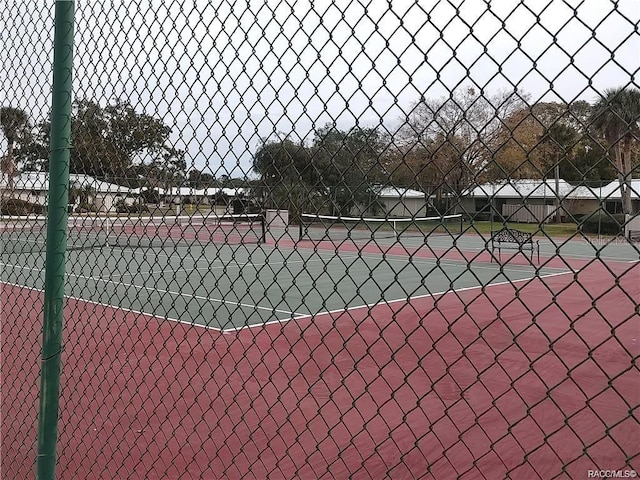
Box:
[37,1,75,479]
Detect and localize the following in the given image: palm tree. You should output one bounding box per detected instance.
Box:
[591,87,640,215]
[0,106,30,195]
[68,180,97,213]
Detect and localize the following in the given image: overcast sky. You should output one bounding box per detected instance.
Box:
[2,0,638,177]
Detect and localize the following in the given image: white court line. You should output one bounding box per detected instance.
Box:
[300,235,640,263]
[108,249,540,281]
[355,251,569,272]
[1,262,305,319]
[2,254,570,334]
[83,234,617,271]
[421,244,638,263]
[0,280,220,331]
[110,257,332,279]
[222,269,575,333]
[204,249,563,274]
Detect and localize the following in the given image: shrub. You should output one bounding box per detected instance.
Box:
[75,202,98,213]
[140,188,160,204]
[115,200,149,214]
[0,197,45,215]
[578,212,626,235]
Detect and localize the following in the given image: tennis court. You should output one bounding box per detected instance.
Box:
[1,213,581,332]
[2,214,638,478]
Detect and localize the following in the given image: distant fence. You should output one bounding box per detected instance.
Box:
[502,204,558,224]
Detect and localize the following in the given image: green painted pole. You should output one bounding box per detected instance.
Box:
[37,1,75,479]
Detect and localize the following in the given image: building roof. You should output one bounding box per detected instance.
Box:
[375,186,427,199]
[465,179,640,201]
[1,171,130,194]
[465,179,583,199]
[132,186,247,197]
[69,174,131,194]
[0,172,250,198]
[4,173,636,202]
[595,179,640,200]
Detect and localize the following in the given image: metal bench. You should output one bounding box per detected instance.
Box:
[490,228,540,263]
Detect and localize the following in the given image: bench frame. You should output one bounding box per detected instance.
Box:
[490,227,540,263]
[629,230,640,243]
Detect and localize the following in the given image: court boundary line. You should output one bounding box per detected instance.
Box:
[221,270,575,333]
[110,257,339,279]
[0,280,220,331]
[1,263,306,325]
[113,246,564,275]
[2,260,576,334]
[2,253,551,321]
[290,236,640,264]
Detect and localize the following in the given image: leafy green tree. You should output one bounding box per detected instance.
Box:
[562,140,613,184]
[252,138,318,216]
[128,146,187,193]
[538,122,614,184]
[262,181,323,221]
[68,181,96,212]
[536,122,580,184]
[187,169,216,188]
[591,86,640,214]
[311,124,386,215]
[253,138,316,185]
[489,102,579,180]
[490,100,618,184]
[0,106,30,193]
[27,99,174,181]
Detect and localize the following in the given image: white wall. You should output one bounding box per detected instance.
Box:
[94,194,126,212]
[625,214,640,237]
[266,209,288,228]
[381,197,428,217]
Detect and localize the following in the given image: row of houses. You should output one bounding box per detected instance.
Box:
[1,172,639,220]
[0,172,247,213]
[460,179,640,222]
[0,172,442,217]
[361,180,640,221]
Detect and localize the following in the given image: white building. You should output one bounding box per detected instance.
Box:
[350,186,431,218]
[459,179,640,222]
[0,171,131,213]
[375,186,431,217]
[131,186,248,205]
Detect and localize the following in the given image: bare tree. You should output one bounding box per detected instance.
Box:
[394,87,527,197]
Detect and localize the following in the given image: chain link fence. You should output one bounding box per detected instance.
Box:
[2,1,639,479]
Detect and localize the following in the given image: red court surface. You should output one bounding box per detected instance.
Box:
[2,256,638,479]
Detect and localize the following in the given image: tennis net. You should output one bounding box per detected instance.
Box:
[1,213,266,254]
[298,213,463,242]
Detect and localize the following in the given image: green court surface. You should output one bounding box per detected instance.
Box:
[1,239,573,332]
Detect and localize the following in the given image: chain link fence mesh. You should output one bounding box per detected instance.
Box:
[2,1,639,479]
